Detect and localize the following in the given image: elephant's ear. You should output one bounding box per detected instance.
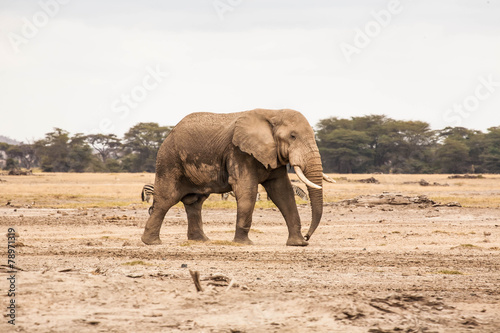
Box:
[233,111,278,169]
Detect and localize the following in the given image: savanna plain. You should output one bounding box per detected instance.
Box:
[0,172,499,332]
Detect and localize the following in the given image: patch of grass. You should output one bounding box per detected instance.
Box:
[451,244,482,250]
[436,270,463,275]
[122,260,152,266]
[179,240,206,247]
[202,201,238,209]
[391,231,401,234]
[429,195,500,208]
[255,201,279,209]
[489,247,500,251]
[179,240,245,247]
[100,235,127,240]
[35,201,135,209]
[433,230,450,235]
[209,240,245,246]
[219,228,264,234]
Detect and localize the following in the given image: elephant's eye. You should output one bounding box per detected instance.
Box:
[290,133,297,140]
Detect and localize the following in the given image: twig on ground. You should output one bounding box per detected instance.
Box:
[189,270,204,292]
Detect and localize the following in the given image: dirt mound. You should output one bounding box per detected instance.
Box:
[333,193,461,207]
[357,177,380,184]
[7,169,32,175]
[403,179,449,186]
[448,174,484,179]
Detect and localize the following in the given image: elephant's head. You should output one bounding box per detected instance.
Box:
[233,109,332,241]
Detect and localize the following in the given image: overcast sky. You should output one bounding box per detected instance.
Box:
[1,0,499,142]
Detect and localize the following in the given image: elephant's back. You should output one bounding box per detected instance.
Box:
[176,112,240,128]
[158,112,238,163]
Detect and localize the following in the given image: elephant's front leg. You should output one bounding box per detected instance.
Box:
[231,182,259,245]
[262,169,309,246]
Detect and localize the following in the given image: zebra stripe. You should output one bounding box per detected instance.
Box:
[141,184,154,203]
[265,184,308,201]
[292,184,308,200]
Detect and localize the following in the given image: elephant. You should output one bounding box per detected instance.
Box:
[141,108,334,246]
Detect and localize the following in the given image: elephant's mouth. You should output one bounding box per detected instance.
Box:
[293,166,322,189]
[278,154,289,166]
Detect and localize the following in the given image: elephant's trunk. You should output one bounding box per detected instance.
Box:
[291,149,324,241]
[302,161,323,241]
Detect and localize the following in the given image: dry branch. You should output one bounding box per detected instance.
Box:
[189,270,204,292]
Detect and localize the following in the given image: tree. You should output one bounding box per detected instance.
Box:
[384,120,437,173]
[437,127,487,173]
[435,138,470,173]
[85,134,122,163]
[316,115,437,173]
[68,134,93,172]
[122,122,172,172]
[35,128,71,172]
[34,128,93,172]
[6,144,38,169]
[316,119,372,173]
[481,127,500,173]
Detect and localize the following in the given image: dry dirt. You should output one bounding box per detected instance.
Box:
[1,173,500,332]
[1,203,499,332]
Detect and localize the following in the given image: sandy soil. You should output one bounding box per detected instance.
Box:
[1,201,499,332]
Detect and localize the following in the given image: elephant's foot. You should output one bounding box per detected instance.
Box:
[286,236,309,246]
[141,234,162,245]
[233,228,254,245]
[233,236,254,245]
[188,233,210,242]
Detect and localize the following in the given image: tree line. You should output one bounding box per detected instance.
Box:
[0,123,172,173]
[316,115,500,174]
[1,115,499,173]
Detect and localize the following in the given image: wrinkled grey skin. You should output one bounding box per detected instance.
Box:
[141,109,324,246]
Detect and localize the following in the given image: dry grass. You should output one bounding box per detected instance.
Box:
[322,173,500,208]
[179,240,244,247]
[1,172,499,208]
[435,270,464,275]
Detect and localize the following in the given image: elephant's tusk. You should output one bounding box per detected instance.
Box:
[294,166,322,189]
[323,173,336,183]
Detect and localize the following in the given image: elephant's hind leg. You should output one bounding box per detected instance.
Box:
[183,194,210,241]
[142,196,178,245]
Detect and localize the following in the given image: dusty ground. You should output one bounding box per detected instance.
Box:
[0,173,499,332]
